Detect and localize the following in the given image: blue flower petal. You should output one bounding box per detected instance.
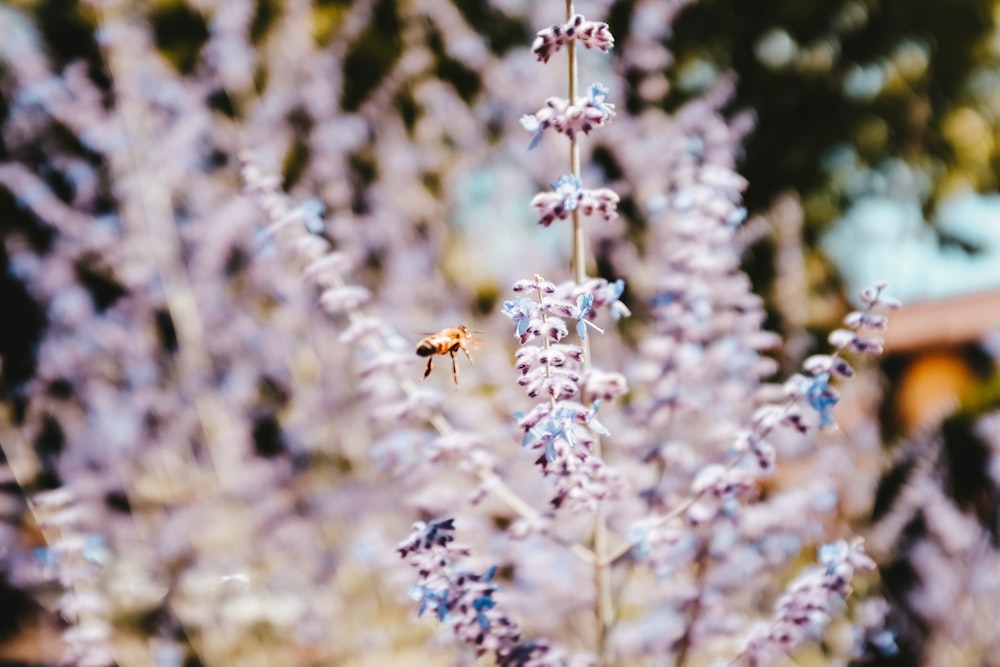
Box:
[553,173,582,191]
[588,401,611,436]
[528,129,543,150]
[575,293,595,339]
[502,297,533,336]
[818,540,848,569]
[522,430,535,448]
[805,372,838,429]
[589,82,609,100]
[473,596,495,612]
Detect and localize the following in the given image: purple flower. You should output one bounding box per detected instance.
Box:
[553,174,582,212]
[818,540,848,570]
[587,401,610,436]
[298,198,326,234]
[575,293,594,339]
[520,114,544,150]
[805,372,838,429]
[502,297,534,336]
[530,178,619,227]
[819,538,876,574]
[523,401,610,463]
[521,84,616,146]
[608,279,628,319]
[399,523,523,658]
[397,518,458,556]
[528,411,575,462]
[744,539,876,664]
[588,83,613,117]
[531,14,614,64]
[412,584,450,621]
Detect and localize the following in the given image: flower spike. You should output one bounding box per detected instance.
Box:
[532,14,615,64]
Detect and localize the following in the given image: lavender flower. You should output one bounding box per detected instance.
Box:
[32,487,115,667]
[503,296,535,337]
[399,520,520,654]
[530,174,620,227]
[804,372,838,429]
[532,14,615,64]
[742,538,876,666]
[398,520,589,665]
[574,293,596,339]
[624,154,900,662]
[520,83,617,148]
[503,275,628,511]
[785,282,900,429]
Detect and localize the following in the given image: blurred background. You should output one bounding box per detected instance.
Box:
[2,0,1000,665]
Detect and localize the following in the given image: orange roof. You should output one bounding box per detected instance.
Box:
[882,289,1000,353]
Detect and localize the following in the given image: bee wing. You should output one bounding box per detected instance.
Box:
[374,326,425,352]
[396,327,438,341]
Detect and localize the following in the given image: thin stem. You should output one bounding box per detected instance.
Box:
[674,537,710,667]
[568,33,585,289]
[592,492,614,661]
[536,283,560,411]
[565,1,612,662]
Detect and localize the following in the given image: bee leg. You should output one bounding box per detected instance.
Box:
[462,346,474,366]
[423,357,433,379]
[451,350,459,385]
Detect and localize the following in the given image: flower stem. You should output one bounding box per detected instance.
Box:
[536,282,559,412]
[565,1,612,662]
[568,16,585,289]
[675,537,710,667]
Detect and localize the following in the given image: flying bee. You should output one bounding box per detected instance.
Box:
[416,326,480,385]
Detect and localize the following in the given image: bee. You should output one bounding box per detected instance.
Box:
[416,326,480,385]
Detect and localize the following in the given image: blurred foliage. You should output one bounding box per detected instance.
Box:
[19,0,998,231]
[11,0,999,232]
[451,0,530,55]
[341,0,404,112]
[657,0,1000,232]
[149,0,209,74]
[29,0,105,84]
